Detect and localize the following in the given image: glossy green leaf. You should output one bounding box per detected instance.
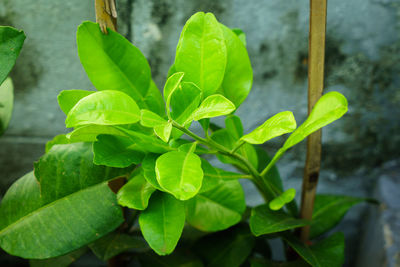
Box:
[310,195,364,238]
[89,232,148,261]
[170,82,202,125]
[0,172,124,259]
[185,180,245,232]
[269,188,296,210]
[241,111,297,144]
[93,134,144,167]
[0,26,25,84]
[142,153,163,191]
[139,192,185,255]
[77,21,151,108]
[66,124,127,142]
[65,90,140,127]
[163,72,184,102]
[117,172,156,210]
[30,247,88,267]
[144,80,165,116]
[218,25,252,107]
[34,143,129,204]
[141,109,167,127]
[45,134,70,152]
[232,28,247,46]
[155,150,203,200]
[225,115,243,139]
[57,89,94,115]
[284,232,345,267]
[0,78,14,135]
[192,94,236,121]
[284,92,348,149]
[116,127,172,153]
[195,225,255,267]
[154,122,172,142]
[199,118,210,135]
[250,205,308,236]
[175,12,227,97]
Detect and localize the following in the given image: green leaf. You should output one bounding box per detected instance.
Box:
[116,127,172,153]
[66,124,127,142]
[117,172,156,210]
[45,134,70,152]
[249,205,308,236]
[139,192,185,255]
[34,143,129,204]
[225,115,243,139]
[138,249,203,267]
[0,172,124,259]
[57,89,94,115]
[199,118,210,135]
[310,195,364,239]
[65,90,140,128]
[163,72,184,102]
[144,80,165,116]
[141,109,167,127]
[185,180,245,232]
[142,153,163,191]
[284,232,345,267]
[175,12,227,97]
[154,122,172,143]
[0,26,25,84]
[269,188,296,211]
[155,150,203,200]
[283,92,348,150]
[170,82,202,125]
[192,94,236,121]
[241,111,297,144]
[232,28,247,46]
[89,232,148,261]
[30,247,88,267]
[195,225,255,267]
[0,78,14,135]
[77,21,152,108]
[93,134,144,168]
[218,25,252,107]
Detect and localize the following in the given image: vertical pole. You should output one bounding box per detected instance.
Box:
[299,0,327,243]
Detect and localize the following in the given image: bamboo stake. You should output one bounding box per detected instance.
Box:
[299,0,327,243]
[95,0,117,34]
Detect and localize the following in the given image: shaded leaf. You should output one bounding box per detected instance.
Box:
[170,82,202,125]
[66,124,127,142]
[0,78,13,135]
[30,247,88,267]
[142,153,163,191]
[0,26,25,84]
[45,134,70,153]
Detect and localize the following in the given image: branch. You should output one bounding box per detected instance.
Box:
[95,0,117,34]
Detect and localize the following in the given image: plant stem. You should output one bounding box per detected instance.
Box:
[95,0,117,34]
[171,122,277,201]
[299,0,327,243]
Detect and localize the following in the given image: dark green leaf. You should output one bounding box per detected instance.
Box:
[185,180,245,232]
[57,89,94,115]
[30,247,88,267]
[142,153,163,191]
[138,249,203,267]
[0,26,25,84]
[175,12,227,97]
[65,90,140,127]
[116,127,172,153]
[232,28,247,46]
[225,115,243,139]
[45,134,70,153]
[139,192,185,255]
[0,77,13,135]
[249,205,308,236]
[310,195,364,238]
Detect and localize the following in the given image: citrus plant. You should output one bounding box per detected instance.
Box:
[0,12,365,266]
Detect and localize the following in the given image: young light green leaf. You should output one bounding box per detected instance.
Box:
[93,134,144,168]
[66,124,126,142]
[175,12,227,97]
[269,188,296,210]
[65,90,140,128]
[140,109,167,127]
[0,26,25,84]
[284,91,348,149]
[241,111,297,144]
[170,82,202,125]
[57,90,94,115]
[163,72,184,102]
[232,28,247,46]
[155,150,203,200]
[0,172,124,259]
[249,205,308,236]
[283,232,345,267]
[142,153,163,191]
[0,78,14,135]
[310,195,365,238]
[77,21,151,108]
[218,25,252,107]
[45,134,70,152]
[89,232,148,261]
[117,172,156,210]
[139,192,185,256]
[185,180,245,232]
[154,122,172,143]
[192,94,236,121]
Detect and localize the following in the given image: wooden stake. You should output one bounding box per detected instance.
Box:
[95,0,117,34]
[299,0,327,243]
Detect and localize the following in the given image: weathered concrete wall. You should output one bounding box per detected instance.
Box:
[1,0,399,266]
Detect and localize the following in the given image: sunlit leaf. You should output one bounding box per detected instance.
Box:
[57,89,94,115]
[192,94,235,121]
[0,78,14,135]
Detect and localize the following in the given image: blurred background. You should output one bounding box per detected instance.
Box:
[0,0,399,266]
